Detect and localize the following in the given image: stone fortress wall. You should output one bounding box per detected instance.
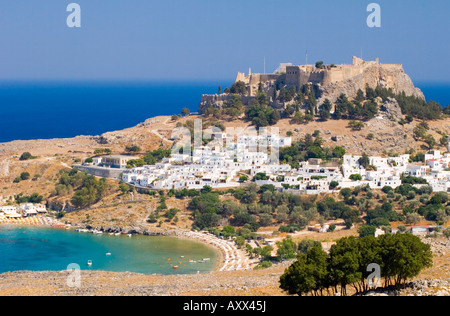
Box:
[199,56,423,112]
[281,56,403,92]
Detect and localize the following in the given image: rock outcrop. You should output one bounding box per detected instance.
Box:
[200,57,425,111]
[380,97,405,121]
[318,63,424,104]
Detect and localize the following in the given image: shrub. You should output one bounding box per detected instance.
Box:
[443,227,450,238]
[349,121,365,131]
[349,174,362,181]
[20,172,30,181]
[19,152,36,161]
[358,225,376,237]
[254,260,273,270]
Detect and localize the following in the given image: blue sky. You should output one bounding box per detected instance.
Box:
[0,0,448,82]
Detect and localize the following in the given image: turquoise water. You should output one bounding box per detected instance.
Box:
[0,226,217,275]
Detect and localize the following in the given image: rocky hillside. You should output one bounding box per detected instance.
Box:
[318,63,424,104]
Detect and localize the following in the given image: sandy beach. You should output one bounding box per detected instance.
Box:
[0,216,61,227]
[175,230,258,272]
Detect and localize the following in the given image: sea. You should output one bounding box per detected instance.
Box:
[0,226,218,275]
[0,80,447,143]
[0,80,231,143]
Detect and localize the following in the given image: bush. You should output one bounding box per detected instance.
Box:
[349,174,362,181]
[443,227,450,238]
[181,108,191,116]
[19,152,36,161]
[358,225,376,237]
[276,238,297,260]
[125,145,141,153]
[348,121,365,131]
[15,192,44,204]
[254,260,273,270]
[20,172,30,181]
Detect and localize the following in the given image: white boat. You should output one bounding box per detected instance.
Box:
[87,260,92,266]
[202,258,210,261]
[106,253,111,256]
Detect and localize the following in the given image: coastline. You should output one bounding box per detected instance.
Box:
[0,218,255,274]
[0,216,61,227]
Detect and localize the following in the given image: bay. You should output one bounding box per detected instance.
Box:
[0,226,218,275]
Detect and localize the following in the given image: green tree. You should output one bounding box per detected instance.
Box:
[181,108,191,116]
[443,227,450,238]
[349,121,365,131]
[119,182,131,194]
[358,225,376,237]
[280,253,316,296]
[328,237,362,296]
[125,145,141,153]
[229,81,247,95]
[349,174,362,181]
[378,233,433,287]
[276,238,297,260]
[297,239,321,254]
[358,153,370,168]
[19,152,34,161]
[355,89,365,102]
[221,225,235,239]
[20,172,30,181]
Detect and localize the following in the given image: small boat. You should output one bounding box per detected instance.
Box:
[189,260,197,263]
[203,258,210,261]
[87,260,92,266]
[127,234,132,237]
[198,260,206,263]
[106,253,111,256]
[180,256,184,259]
[173,266,179,269]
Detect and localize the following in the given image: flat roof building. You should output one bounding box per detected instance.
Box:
[101,155,139,169]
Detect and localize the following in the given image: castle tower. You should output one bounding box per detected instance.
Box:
[352,56,364,65]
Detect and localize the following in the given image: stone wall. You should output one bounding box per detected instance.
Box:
[199,57,424,111]
[74,164,124,180]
